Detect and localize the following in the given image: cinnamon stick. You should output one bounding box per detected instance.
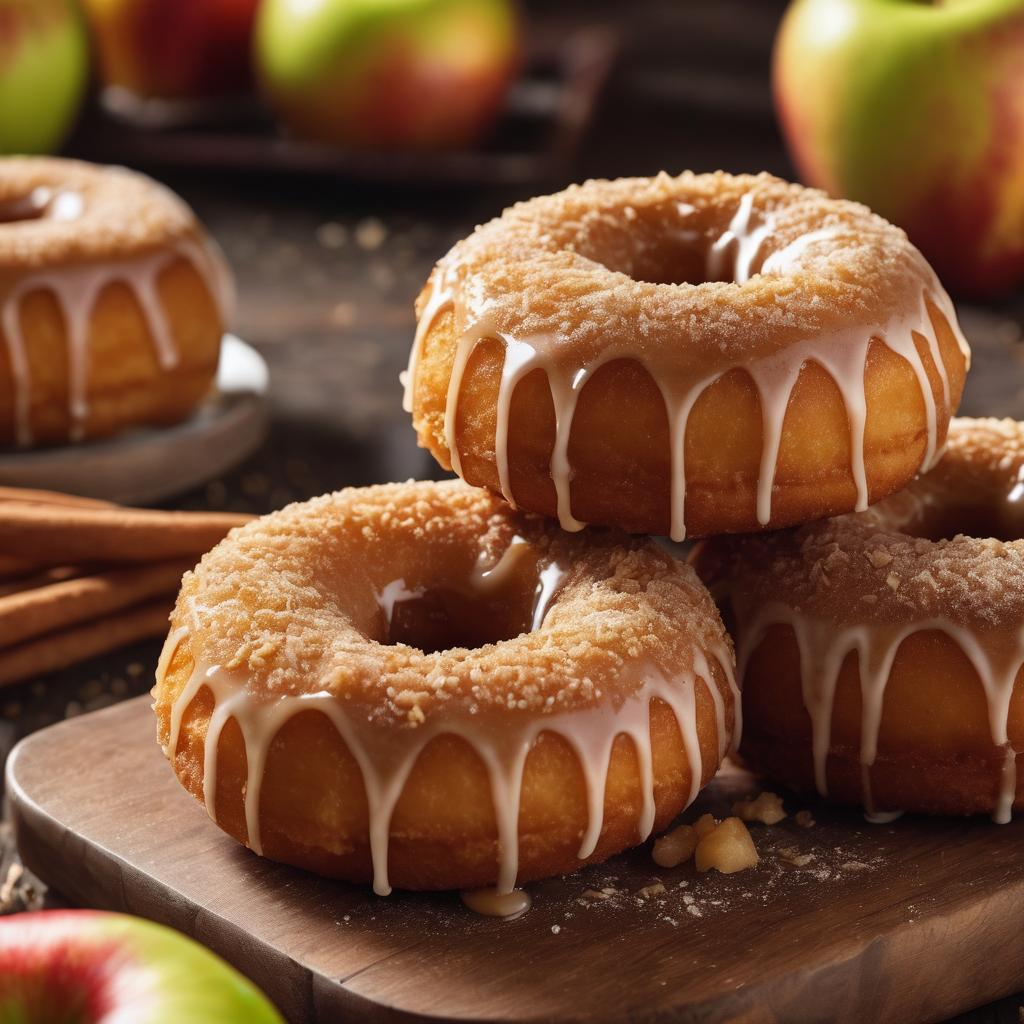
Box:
[0,555,45,581]
[0,487,114,510]
[0,560,191,649]
[0,504,250,565]
[0,599,172,688]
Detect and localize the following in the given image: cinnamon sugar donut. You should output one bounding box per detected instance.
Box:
[693,418,1024,821]
[404,171,969,540]
[0,158,232,446]
[152,479,737,894]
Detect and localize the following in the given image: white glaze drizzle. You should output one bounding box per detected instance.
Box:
[733,601,1024,821]
[0,237,232,445]
[160,628,735,898]
[403,197,970,541]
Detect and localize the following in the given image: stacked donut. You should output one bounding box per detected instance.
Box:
[155,170,1012,906]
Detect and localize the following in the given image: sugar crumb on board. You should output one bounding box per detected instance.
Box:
[562,801,887,928]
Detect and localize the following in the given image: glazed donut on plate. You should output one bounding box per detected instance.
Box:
[152,479,736,894]
[404,171,970,540]
[0,157,232,446]
[693,418,1024,822]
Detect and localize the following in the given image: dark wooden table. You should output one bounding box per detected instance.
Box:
[3,3,1023,1021]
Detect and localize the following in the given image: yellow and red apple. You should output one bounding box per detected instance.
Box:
[0,0,88,154]
[255,0,521,148]
[0,910,283,1023]
[774,0,1024,297]
[80,0,259,100]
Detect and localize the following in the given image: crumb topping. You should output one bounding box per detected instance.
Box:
[173,479,730,724]
[697,419,1024,632]
[422,170,939,375]
[0,157,200,271]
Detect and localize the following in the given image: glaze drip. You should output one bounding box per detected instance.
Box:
[159,627,735,898]
[0,237,231,444]
[733,602,1024,822]
[405,193,969,541]
[460,888,532,919]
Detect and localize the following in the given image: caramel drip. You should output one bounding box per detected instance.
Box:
[0,238,232,445]
[159,625,735,898]
[733,602,1024,822]
[404,200,969,541]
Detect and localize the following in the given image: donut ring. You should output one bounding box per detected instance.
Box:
[405,171,969,540]
[0,158,232,446]
[693,418,1024,821]
[152,480,736,893]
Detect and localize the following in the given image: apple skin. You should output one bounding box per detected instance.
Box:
[0,0,88,154]
[255,0,521,148]
[80,0,259,100]
[0,910,284,1023]
[774,0,1024,297]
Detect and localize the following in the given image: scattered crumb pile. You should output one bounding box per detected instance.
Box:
[652,814,759,873]
[732,791,787,826]
[650,790,789,874]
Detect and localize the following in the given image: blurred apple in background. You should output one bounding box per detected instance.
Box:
[255,0,520,148]
[774,0,1024,298]
[81,0,259,101]
[0,0,88,154]
[0,910,284,1023]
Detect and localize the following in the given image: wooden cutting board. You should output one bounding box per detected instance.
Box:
[8,695,1024,1024]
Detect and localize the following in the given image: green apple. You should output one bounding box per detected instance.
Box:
[255,0,520,148]
[0,910,283,1022]
[774,0,1024,297]
[0,0,89,154]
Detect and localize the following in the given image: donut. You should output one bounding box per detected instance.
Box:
[692,418,1024,822]
[152,479,737,894]
[0,158,232,446]
[404,171,970,540]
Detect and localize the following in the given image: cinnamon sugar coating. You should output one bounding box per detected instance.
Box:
[0,158,200,272]
[172,479,729,723]
[696,419,1024,632]
[415,170,945,382]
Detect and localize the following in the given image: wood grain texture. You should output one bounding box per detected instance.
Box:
[9,696,1024,1024]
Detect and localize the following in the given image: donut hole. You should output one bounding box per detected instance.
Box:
[571,207,712,286]
[379,545,549,654]
[386,587,532,653]
[610,241,711,287]
[0,187,83,225]
[898,500,1024,544]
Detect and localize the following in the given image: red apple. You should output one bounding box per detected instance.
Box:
[255,0,521,148]
[774,0,1024,298]
[80,0,259,100]
[0,0,89,154]
[0,910,283,1023]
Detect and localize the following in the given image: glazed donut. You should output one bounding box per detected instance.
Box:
[693,418,1024,822]
[404,171,969,540]
[0,158,232,446]
[152,479,736,894]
